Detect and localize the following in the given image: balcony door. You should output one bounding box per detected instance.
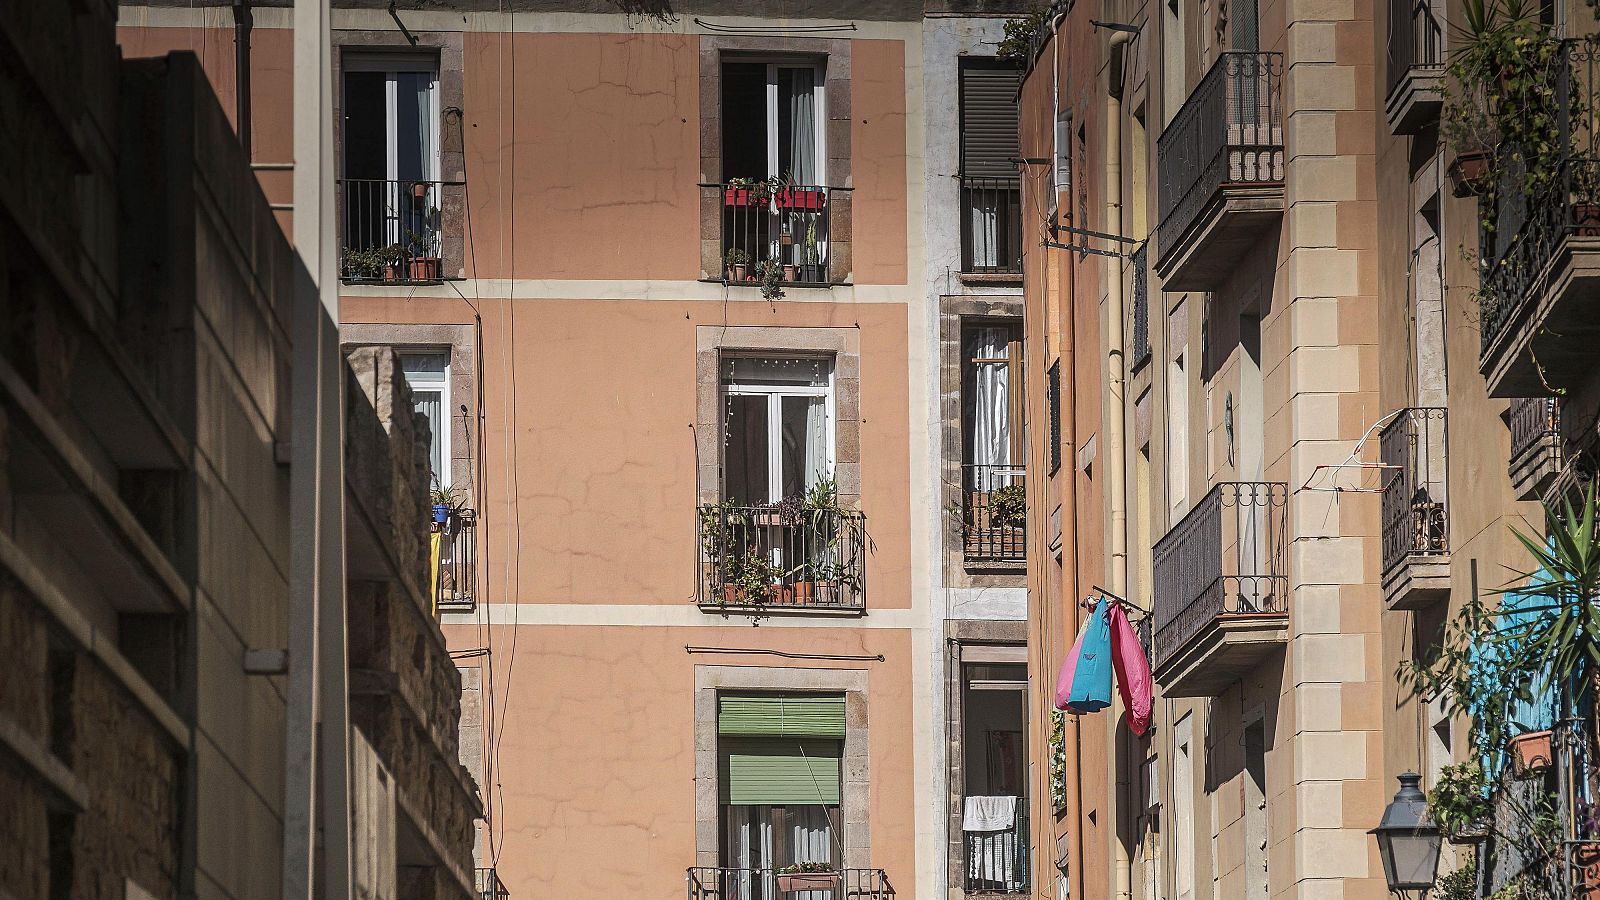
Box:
[718,694,845,900]
[960,657,1028,894]
[722,61,825,186]
[342,55,440,256]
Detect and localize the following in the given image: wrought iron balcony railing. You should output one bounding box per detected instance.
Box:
[1510,397,1563,501]
[1385,0,1444,98]
[1479,37,1600,358]
[696,503,867,610]
[1150,482,1288,673]
[719,182,834,286]
[1155,51,1284,268]
[963,806,1030,893]
[960,176,1023,275]
[1379,408,1449,575]
[963,464,1026,565]
[434,507,478,615]
[339,178,449,284]
[687,867,894,900]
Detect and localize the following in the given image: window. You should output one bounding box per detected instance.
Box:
[1047,361,1062,475]
[963,323,1026,563]
[959,59,1022,274]
[960,659,1028,893]
[341,55,441,276]
[722,61,825,185]
[1162,0,1185,124]
[723,357,834,506]
[400,352,450,485]
[718,693,844,897]
[1173,713,1195,900]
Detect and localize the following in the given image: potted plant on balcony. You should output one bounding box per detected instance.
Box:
[756,259,786,300]
[724,549,781,605]
[403,228,443,282]
[431,482,465,528]
[989,482,1027,531]
[724,248,750,283]
[1429,761,1492,844]
[776,863,839,892]
[801,221,824,284]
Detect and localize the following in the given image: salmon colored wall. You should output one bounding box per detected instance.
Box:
[343,296,912,609]
[442,624,918,898]
[461,32,701,280]
[849,40,909,286]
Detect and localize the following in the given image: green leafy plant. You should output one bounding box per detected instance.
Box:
[997,8,1049,64]
[724,247,749,268]
[431,480,465,510]
[341,244,402,280]
[756,258,786,300]
[1429,761,1492,839]
[778,862,835,874]
[1434,855,1479,900]
[730,549,781,604]
[989,482,1027,529]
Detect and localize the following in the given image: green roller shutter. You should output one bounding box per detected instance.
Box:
[718,694,846,739]
[719,737,843,805]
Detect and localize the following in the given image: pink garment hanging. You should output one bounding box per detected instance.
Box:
[1105,601,1154,736]
[1053,622,1088,711]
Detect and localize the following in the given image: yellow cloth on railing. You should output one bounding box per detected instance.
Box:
[429,528,442,617]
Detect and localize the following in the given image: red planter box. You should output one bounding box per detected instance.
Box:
[775,188,826,210]
[777,872,839,892]
[724,187,758,206]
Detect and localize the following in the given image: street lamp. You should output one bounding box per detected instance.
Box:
[1370,772,1443,895]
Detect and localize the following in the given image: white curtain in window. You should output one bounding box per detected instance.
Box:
[725,806,772,900]
[804,396,828,489]
[971,327,1011,483]
[969,196,1000,268]
[789,805,836,900]
[412,388,444,480]
[788,68,817,185]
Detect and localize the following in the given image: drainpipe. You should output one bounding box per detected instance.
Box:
[232,0,252,160]
[1104,26,1135,900]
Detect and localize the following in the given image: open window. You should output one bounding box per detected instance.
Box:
[723,356,834,506]
[719,693,844,900]
[959,657,1028,894]
[962,323,1026,564]
[720,60,831,284]
[959,59,1022,274]
[341,54,442,281]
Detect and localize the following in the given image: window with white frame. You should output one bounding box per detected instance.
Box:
[341,55,441,262]
[722,60,826,186]
[400,352,450,486]
[722,356,834,506]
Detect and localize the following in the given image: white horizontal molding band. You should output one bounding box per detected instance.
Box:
[339,280,913,304]
[444,602,922,629]
[117,5,924,42]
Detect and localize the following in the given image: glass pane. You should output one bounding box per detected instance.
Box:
[400,352,448,376]
[777,67,818,184]
[780,395,826,498]
[725,394,769,505]
[723,356,831,387]
[412,389,444,481]
[393,71,433,182]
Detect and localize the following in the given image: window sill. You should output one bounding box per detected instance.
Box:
[963,559,1026,576]
[702,278,851,289]
[957,272,1023,286]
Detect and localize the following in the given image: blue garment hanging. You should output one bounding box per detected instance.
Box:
[1065,598,1114,713]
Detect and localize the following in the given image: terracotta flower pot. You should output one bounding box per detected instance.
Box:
[408,257,442,281]
[776,872,839,892]
[730,263,747,282]
[1449,149,1494,198]
[1510,729,1554,775]
[411,181,429,199]
[783,264,797,281]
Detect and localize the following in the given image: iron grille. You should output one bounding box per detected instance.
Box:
[963,464,1027,564]
[963,806,1030,893]
[960,176,1024,274]
[434,508,477,614]
[1379,408,1449,574]
[1510,397,1562,468]
[339,178,449,284]
[1047,361,1061,475]
[1130,242,1151,370]
[1385,0,1444,98]
[718,183,833,286]
[1150,482,1289,673]
[687,868,894,900]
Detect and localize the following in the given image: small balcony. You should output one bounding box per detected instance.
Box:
[1130,242,1151,371]
[696,503,867,613]
[338,178,455,285]
[433,507,478,615]
[1510,397,1563,502]
[1150,482,1289,697]
[963,464,1027,569]
[687,867,894,900]
[960,176,1023,278]
[1479,38,1600,397]
[1383,0,1445,134]
[963,806,1030,894]
[1154,52,1285,292]
[715,182,836,287]
[1380,408,1450,611]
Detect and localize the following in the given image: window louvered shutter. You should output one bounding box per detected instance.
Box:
[960,61,1022,179]
[719,737,843,805]
[718,694,847,738]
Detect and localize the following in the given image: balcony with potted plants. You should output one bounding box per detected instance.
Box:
[962,463,1027,569]
[1379,408,1451,611]
[1458,27,1600,397]
[338,178,451,285]
[718,177,835,297]
[1153,51,1285,292]
[696,479,867,614]
[1383,0,1445,134]
[430,483,477,616]
[686,866,894,899]
[1510,397,1563,501]
[1149,481,1290,697]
